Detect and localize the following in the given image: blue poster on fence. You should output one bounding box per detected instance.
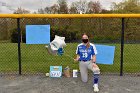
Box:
[95,45,115,65]
[26,25,50,44]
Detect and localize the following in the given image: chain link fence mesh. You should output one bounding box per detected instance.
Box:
[124,18,140,75]
[0,18,140,75]
[0,18,18,75]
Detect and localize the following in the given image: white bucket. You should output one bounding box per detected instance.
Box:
[73,69,78,77]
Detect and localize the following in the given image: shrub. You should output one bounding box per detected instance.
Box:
[50,28,78,42]
[11,27,78,43]
[11,28,26,43]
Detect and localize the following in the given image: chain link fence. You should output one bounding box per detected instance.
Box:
[0,17,140,75]
[0,18,18,75]
[123,18,140,75]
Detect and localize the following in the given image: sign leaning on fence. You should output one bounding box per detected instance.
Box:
[50,66,62,78]
[96,45,115,65]
[26,25,50,44]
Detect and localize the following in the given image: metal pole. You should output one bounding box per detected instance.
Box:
[120,18,125,76]
[17,18,21,75]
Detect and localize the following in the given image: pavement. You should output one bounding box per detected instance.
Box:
[0,74,140,93]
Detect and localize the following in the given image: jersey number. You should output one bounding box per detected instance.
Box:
[82,53,88,58]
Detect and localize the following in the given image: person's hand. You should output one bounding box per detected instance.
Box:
[91,59,96,63]
[92,62,98,68]
[74,58,79,62]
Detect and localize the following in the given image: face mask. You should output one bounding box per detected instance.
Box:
[82,39,88,43]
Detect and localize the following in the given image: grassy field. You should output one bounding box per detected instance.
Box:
[0,43,140,74]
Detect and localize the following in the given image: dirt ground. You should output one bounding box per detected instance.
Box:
[0,74,140,93]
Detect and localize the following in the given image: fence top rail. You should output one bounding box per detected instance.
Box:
[0,14,140,18]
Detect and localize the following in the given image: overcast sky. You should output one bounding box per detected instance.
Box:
[0,0,123,13]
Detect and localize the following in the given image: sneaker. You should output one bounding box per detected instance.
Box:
[93,84,99,92]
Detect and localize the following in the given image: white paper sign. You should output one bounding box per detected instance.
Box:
[50,71,62,77]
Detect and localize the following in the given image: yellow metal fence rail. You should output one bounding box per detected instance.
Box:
[0,14,140,18]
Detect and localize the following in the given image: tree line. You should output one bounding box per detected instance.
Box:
[13,0,140,14]
[0,0,140,43]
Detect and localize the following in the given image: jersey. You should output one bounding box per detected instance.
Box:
[76,43,97,61]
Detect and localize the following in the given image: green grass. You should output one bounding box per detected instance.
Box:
[0,43,140,74]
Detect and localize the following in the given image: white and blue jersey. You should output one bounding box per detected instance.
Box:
[76,43,97,61]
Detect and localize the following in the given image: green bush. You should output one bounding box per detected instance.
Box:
[11,28,26,43]
[22,30,26,43]
[93,35,120,43]
[11,27,77,43]
[50,28,77,42]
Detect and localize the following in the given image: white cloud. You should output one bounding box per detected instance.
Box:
[0,7,12,13]
[19,0,58,12]
[99,0,123,10]
[0,0,123,13]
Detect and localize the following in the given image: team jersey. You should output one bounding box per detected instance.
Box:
[76,43,97,61]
